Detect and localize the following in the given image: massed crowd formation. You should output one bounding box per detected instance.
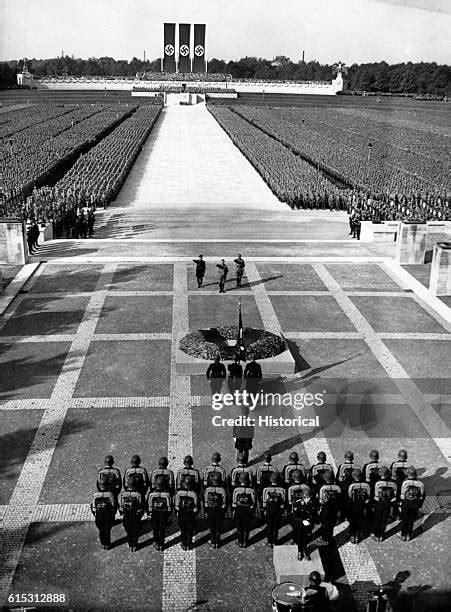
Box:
[208,104,450,221]
[0,103,162,235]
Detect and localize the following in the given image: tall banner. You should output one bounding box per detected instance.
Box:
[178,23,191,72]
[193,24,206,73]
[163,23,176,73]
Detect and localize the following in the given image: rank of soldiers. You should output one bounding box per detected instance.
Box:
[91,448,425,554]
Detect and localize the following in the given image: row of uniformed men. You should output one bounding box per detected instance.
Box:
[91,448,425,554]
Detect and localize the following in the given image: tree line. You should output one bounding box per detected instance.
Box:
[1,56,449,95]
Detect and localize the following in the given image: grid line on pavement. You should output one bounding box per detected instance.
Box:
[162,262,196,611]
[247,262,382,611]
[313,264,450,462]
[0,263,117,606]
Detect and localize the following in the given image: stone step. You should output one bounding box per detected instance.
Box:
[273,544,324,584]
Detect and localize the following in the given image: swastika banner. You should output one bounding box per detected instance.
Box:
[193,24,206,73]
[178,23,191,72]
[163,23,176,73]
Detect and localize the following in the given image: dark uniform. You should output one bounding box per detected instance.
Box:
[176,456,201,494]
[336,451,359,514]
[123,455,150,503]
[372,468,397,542]
[318,472,341,546]
[232,413,254,463]
[304,572,330,611]
[27,221,40,254]
[175,476,199,550]
[230,456,254,491]
[309,452,334,494]
[216,259,228,293]
[256,453,278,516]
[232,472,256,548]
[119,489,144,551]
[193,255,206,288]
[363,450,382,498]
[206,357,226,396]
[390,449,409,516]
[203,453,227,489]
[243,358,262,399]
[150,457,175,495]
[91,489,116,549]
[147,480,172,551]
[262,474,285,547]
[282,452,305,488]
[233,254,246,288]
[227,358,243,394]
[87,208,95,237]
[399,468,425,541]
[204,473,227,548]
[290,486,318,560]
[347,470,370,544]
[96,455,122,503]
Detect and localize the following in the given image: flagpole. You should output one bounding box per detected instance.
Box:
[238,299,245,361]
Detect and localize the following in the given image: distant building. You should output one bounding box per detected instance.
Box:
[17,58,35,88]
[270,56,290,68]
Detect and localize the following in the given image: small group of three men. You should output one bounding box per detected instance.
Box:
[193,254,245,293]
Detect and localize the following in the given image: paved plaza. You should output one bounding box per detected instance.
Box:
[0,103,450,611]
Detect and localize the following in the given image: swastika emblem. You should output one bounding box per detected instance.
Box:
[179,44,190,57]
[164,44,175,56]
[194,45,204,57]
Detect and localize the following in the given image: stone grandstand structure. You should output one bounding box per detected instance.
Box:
[34,70,344,96]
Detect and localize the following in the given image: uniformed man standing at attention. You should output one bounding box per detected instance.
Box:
[318,471,341,546]
[203,452,227,489]
[216,258,228,293]
[146,476,172,551]
[256,452,279,513]
[336,451,358,516]
[262,472,286,547]
[233,253,246,288]
[290,486,318,561]
[398,467,425,541]
[230,453,255,491]
[232,472,256,548]
[244,356,263,400]
[206,355,227,396]
[193,254,206,288]
[347,469,370,544]
[150,456,175,495]
[123,455,149,503]
[363,449,382,498]
[372,466,397,542]
[309,451,334,494]
[204,472,227,548]
[91,482,117,550]
[96,454,122,504]
[227,356,243,394]
[119,487,144,552]
[175,475,199,550]
[390,449,409,517]
[282,451,305,488]
[176,455,201,494]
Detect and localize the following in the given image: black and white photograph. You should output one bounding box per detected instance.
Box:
[0,0,450,610]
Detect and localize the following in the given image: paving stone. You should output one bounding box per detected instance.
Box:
[350,295,447,333]
[73,339,171,398]
[95,295,173,334]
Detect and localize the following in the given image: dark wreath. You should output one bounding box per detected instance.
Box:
[179,325,286,360]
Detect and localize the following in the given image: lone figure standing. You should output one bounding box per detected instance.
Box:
[216,259,228,293]
[233,254,246,288]
[193,254,206,288]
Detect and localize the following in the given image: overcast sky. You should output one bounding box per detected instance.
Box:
[1,0,450,64]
